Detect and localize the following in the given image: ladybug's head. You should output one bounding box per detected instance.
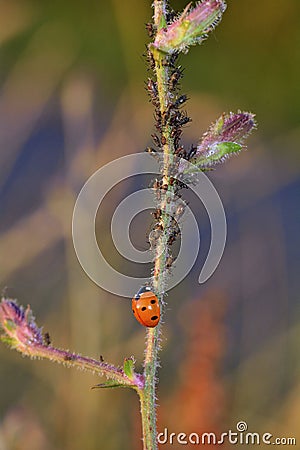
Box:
[135,285,152,298]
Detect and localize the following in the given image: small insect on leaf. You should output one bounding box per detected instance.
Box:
[123,357,135,380]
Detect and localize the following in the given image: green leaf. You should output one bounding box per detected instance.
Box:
[0,335,17,347]
[197,141,242,166]
[91,380,131,390]
[123,357,135,380]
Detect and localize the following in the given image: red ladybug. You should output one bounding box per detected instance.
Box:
[132,286,160,328]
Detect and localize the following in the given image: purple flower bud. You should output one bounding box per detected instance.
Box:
[0,299,43,352]
[204,112,256,145]
[152,0,226,54]
[194,111,256,166]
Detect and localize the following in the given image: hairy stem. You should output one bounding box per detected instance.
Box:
[0,298,139,388]
[24,344,136,386]
[139,1,179,449]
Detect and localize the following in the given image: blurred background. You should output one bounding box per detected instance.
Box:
[0,0,299,448]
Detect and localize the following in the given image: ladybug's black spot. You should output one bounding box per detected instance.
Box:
[141,306,147,311]
[151,316,158,321]
[150,299,156,304]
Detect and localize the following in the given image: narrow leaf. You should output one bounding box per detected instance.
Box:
[92,380,132,390]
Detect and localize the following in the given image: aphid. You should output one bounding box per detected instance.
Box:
[162,57,170,67]
[44,332,51,346]
[166,9,177,23]
[167,213,178,227]
[145,147,158,160]
[174,146,186,158]
[175,203,185,219]
[148,228,163,249]
[166,256,174,269]
[169,110,180,126]
[173,94,188,109]
[132,286,160,327]
[167,235,176,245]
[169,66,183,90]
[171,128,182,148]
[151,134,161,147]
[171,127,182,140]
[168,177,184,192]
[176,179,188,189]
[154,111,162,131]
[152,208,162,220]
[154,110,162,122]
[64,354,75,362]
[168,52,179,69]
[161,109,170,126]
[175,113,191,127]
[145,22,155,38]
[187,145,197,160]
[147,50,155,70]
[153,178,162,191]
[155,189,161,201]
[146,146,156,153]
[168,228,181,245]
[152,179,163,201]
[155,223,164,231]
[147,79,158,106]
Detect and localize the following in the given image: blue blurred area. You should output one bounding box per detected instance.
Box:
[0,111,64,233]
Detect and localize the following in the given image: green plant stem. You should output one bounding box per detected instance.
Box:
[138,1,179,449]
[139,327,160,450]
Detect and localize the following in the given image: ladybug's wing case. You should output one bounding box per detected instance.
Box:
[132,297,149,327]
[132,291,160,328]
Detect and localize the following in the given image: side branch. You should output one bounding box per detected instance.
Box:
[0,298,139,388]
